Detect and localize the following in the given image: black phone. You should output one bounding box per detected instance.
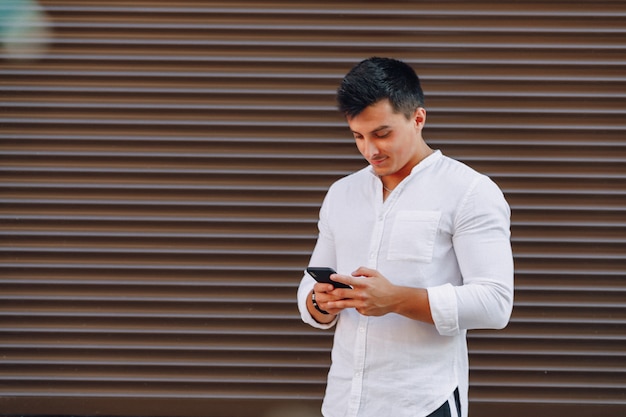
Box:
[306,267,351,289]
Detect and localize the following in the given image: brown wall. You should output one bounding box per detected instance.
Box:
[1,1,624,416]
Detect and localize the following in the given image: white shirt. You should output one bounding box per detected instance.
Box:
[297,150,514,417]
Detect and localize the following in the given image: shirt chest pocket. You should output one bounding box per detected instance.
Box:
[387,210,442,263]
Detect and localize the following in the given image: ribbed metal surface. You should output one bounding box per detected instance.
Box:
[1,1,625,416]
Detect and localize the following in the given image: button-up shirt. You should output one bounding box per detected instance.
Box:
[297,150,514,417]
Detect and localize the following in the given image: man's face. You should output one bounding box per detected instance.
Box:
[347,99,425,180]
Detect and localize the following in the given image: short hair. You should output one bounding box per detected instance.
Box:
[336,57,425,119]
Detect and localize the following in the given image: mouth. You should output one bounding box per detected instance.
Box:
[370,157,387,166]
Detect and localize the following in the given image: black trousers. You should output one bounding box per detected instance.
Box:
[426,387,461,417]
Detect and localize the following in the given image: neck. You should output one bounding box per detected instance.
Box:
[381,147,434,192]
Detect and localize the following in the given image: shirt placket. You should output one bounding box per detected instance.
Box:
[346,196,392,417]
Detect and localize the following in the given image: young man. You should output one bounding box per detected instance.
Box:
[297,57,514,417]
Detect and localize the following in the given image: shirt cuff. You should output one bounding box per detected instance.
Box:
[427,283,460,336]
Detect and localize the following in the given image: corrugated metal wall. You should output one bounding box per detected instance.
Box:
[1,1,624,416]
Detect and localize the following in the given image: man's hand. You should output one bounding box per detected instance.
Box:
[328,267,434,324]
[309,281,349,321]
[326,267,398,316]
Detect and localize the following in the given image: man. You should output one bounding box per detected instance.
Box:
[297,57,514,417]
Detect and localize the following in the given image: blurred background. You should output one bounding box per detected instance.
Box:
[0,1,624,416]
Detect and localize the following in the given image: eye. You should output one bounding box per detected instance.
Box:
[375,130,391,138]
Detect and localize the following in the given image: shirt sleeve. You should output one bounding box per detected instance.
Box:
[429,175,514,336]
[297,192,339,330]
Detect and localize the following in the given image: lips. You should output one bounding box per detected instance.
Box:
[370,157,387,166]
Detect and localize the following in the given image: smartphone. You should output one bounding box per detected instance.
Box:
[306,267,351,289]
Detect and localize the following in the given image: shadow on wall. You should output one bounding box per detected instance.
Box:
[0,0,52,60]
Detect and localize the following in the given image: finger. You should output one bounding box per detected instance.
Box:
[313,282,335,293]
[328,297,358,311]
[351,266,375,277]
[330,273,355,288]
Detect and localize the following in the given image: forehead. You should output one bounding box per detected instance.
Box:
[346,99,407,132]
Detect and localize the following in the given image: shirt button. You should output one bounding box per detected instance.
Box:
[359,327,365,333]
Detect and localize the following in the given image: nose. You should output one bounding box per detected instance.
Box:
[361,137,379,159]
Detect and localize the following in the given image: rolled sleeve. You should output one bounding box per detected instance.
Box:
[427,283,460,336]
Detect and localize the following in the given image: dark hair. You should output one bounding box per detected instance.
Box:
[336,57,424,119]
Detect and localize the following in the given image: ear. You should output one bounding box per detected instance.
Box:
[413,107,426,127]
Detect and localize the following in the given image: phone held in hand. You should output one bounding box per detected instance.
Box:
[306,267,351,289]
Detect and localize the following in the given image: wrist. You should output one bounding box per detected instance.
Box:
[311,290,330,315]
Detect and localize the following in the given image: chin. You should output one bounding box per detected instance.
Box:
[371,165,391,176]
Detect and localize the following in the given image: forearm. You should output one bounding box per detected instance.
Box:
[391,286,434,325]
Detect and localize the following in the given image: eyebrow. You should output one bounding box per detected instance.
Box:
[351,125,392,136]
